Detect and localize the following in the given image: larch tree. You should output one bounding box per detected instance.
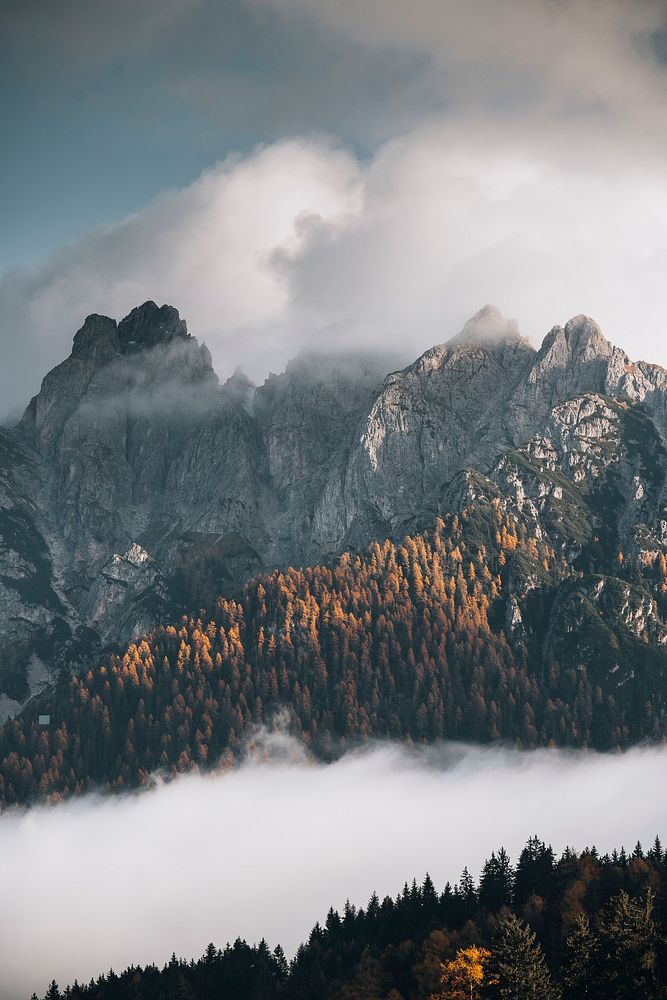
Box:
[430,945,492,1000]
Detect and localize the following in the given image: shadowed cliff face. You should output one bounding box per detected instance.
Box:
[1,300,667,707]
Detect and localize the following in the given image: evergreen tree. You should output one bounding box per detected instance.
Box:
[647,836,663,865]
[479,849,514,912]
[596,889,660,999]
[562,913,598,1000]
[513,837,555,908]
[340,947,386,1000]
[487,914,559,1000]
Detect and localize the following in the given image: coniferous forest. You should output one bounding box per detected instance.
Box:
[34,835,667,1000]
[2,501,667,807]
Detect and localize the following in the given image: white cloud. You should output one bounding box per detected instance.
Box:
[2,739,666,999]
[5,117,667,421]
[3,1,667,418]
[282,119,667,363]
[0,138,361,417]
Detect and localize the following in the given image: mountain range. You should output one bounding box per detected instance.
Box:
[2,300,667,746]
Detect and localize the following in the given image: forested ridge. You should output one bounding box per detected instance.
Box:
[36,834,667,999]
[2,502,667,806]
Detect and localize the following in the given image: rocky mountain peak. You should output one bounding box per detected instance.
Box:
[223,367,256,410]
[456,304,521,345]
[71,314,120,362]
[537,315,617,365]
[117,301,189,353]
[225,366,254,390]
[436,305,534,370]
[563,314,617,362]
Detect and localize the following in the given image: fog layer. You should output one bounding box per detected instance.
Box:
[2,739,666,999]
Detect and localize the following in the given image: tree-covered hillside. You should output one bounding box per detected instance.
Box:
[35,834,667,999]
[3,501,667,806]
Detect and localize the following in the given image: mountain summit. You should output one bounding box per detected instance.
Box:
[454,304,523,345]
[118,301,189,351]
[70,301,191,361]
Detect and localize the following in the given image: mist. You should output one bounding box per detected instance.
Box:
[2,738,666,1000]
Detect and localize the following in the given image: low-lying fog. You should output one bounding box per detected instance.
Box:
[2,738,666,999]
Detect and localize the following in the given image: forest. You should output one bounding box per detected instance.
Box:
[2,502,667,807]
[34,833,667,999]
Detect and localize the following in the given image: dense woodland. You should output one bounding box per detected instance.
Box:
[2,502,667,806]
[35,834,667,999]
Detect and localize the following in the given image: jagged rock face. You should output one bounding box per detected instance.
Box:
[2,302,391,694]
[490,392,667,562]
[342,307,536,538]
[85,544,172,645]
[0,431,62,703]
[2,299,667,706]
[337,310,667,547]
[256,352,395,561]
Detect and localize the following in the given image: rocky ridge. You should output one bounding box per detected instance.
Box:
[1,300,667,713]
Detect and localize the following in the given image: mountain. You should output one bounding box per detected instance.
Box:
[1,302,399,712]
[2,300,667,742]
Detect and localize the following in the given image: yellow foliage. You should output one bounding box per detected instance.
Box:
[429,945,493,1000]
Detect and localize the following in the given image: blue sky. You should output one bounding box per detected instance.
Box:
[0,0,426,274]
[2,0,667,415]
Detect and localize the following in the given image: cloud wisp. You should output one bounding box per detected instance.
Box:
[1,738,666,999]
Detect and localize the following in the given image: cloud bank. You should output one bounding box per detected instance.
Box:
[2,739,666,999]
[3,0,667,418]
[4,119,667,419]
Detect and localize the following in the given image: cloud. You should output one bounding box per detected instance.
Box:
[1,0,204,75]
[1,738,666,999]
[3,0,667,418]
[0,138,361,417]
[261,0,667,129]
[281,118,667,364]
[4,114,667,420]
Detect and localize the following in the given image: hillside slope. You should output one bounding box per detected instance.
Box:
[2,498,666,805]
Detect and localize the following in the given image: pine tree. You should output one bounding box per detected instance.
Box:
[479,849,514,912]
[596,889,660,999]
[341,947,386,1000]
[647,836,663,865]
[487,914,559,1000]
[513,836,555,907]
[562,912,598,999]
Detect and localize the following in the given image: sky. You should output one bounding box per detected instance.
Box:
[2,737,667,999]
[1,0,667,415]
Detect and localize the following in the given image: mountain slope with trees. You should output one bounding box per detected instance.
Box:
[4,300,667,722]
[3,496,667,806]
